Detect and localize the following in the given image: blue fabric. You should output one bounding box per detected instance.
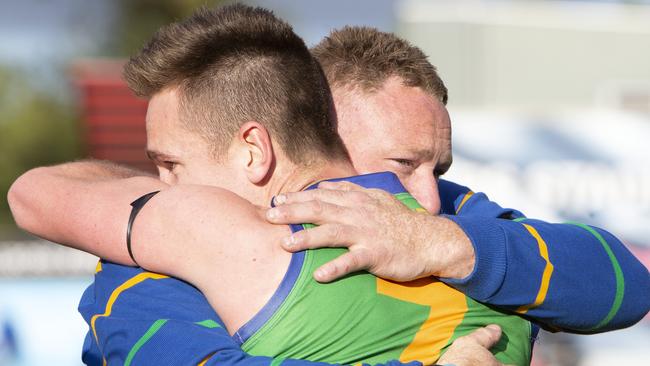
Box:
[437,179,650,332]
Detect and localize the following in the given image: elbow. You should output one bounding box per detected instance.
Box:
[623,266,650,328]
[7,168,47,233]
[594,256,650,332]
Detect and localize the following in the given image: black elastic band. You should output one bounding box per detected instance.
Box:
[126,191,160,266]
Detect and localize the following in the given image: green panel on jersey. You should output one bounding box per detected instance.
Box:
[242,191,531,365]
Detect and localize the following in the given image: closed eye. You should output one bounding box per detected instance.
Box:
[392,158,416,168]
[162,161,177,170]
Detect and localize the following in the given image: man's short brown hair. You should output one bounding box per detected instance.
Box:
[124,4,346,163]
[311,26,448,105]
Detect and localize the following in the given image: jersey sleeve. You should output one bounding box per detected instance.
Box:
[437,179,650,333]
[78,260,422,366]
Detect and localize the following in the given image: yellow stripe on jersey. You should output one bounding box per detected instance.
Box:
[516,224,554,314]
[377,277,467,364]
[455,191,474,214]
[90,271,169,363]
[198,352,216,366]
[95,261,103,273]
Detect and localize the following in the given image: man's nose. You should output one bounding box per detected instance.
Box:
[409,176,441,214]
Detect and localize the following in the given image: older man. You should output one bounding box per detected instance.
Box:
[8,5,649,366]
[267,27,650,332]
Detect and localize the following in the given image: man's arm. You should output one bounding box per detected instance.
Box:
[437,180,650,332]
[265,179,650,333]
[8,160,168,265]
[9,161,287,329]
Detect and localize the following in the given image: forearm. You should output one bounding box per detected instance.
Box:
[53,159,152,180]
[8,159,167,264]
[441,216,650,332]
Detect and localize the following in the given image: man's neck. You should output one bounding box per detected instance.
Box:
[262,158,356,205]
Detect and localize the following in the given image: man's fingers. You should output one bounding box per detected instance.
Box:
[313,251,367,283]
[461,324,502,349]
[273,186,369,207]
[267,200,354,225]
[317,180,365,191]
[281,224,355,252]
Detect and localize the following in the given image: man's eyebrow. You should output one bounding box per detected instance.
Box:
[146,150,177,161]
[406,148,435,160]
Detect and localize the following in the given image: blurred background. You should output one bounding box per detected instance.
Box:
[0,0,648,365]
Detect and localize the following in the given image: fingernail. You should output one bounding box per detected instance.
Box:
[274,194,286,205]
[283,235,295,247]
[267,208,278,220]
[315,267,330,279]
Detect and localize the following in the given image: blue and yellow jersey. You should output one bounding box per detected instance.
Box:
[437,179,650,332]
[78,261,226,365]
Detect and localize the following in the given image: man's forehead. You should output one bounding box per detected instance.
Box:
[367,91,448,143]
[146,88,180,126]
[145,88,190,157]
[334,80,452,165]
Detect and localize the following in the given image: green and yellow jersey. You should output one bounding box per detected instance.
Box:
[235,172,531,366]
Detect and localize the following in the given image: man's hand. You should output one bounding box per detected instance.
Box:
[438,325,512,366]
[265,181,475,283]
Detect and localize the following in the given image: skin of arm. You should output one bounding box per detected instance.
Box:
[8,160,168,265]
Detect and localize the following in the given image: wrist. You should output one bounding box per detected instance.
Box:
[426,216,475,279]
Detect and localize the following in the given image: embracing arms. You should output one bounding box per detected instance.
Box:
[264,179,650,332]
[8,160,507,366]
[8,160,285,327]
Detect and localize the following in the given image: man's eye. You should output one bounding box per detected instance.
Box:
[393,159,416,168]
[162,161,177,170]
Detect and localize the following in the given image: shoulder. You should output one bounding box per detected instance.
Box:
[137,184,283,261]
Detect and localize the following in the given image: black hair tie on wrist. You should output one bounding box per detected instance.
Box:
[126,191,161,266]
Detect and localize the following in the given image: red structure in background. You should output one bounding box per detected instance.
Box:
[72,59,155,173]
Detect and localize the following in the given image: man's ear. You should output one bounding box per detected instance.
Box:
[237,121,275,184]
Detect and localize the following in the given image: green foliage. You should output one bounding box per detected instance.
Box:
[1,1,228,238]
[0,68,82,238]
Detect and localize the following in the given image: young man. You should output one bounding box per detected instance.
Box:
[7,2,647,366]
